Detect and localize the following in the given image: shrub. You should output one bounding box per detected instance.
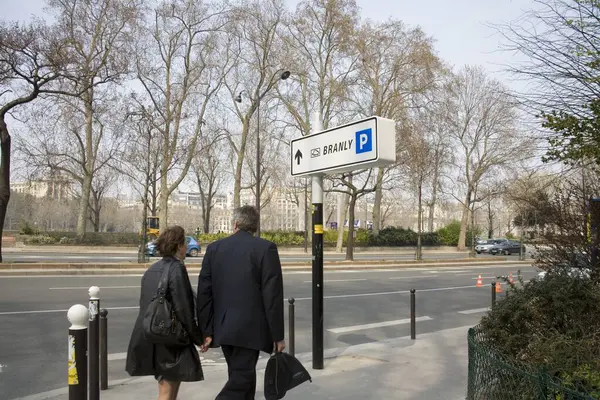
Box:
[436,220,478,246]
[478,271,600,395]
[23,235,58,245]
[19,221,38,235]
[322,229,369,247]
[367,227,441,246]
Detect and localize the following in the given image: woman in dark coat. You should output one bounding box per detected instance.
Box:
[126,226,211,400]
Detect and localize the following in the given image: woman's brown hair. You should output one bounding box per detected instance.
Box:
[154,226,186,257]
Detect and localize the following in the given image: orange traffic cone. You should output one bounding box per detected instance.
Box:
[496,281,503,293]
[509,272,514,285]
[476,274,483,287]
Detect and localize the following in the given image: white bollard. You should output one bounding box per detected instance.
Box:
[88,286,100,400]
[67,304,88,400]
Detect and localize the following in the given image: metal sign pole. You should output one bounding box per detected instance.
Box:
[311,112,324,370]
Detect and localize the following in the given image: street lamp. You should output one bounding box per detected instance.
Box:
[235,69,290,237]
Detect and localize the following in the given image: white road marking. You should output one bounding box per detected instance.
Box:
[0,274,145,278]
[458,307,491,315]
[0,306,139,316]
[329,316,433,334]
[303,278,367,283]
[49,286,140,290]
[470,276,498,280]
[294,283,481,301]
[107,352,127,361]
[436,270,468,274]
[388,275,439,280]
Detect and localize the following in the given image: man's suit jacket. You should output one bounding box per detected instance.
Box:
[196,230,284,353]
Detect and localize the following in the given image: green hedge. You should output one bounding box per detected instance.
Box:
[16,222,476,247]
[20,231,140,245]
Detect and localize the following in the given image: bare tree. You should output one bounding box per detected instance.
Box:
[87,169,115,232]
[222,0,291,211]
[0,21,70,260]
[42,0,141,238]
[400,122,435,259]
[445,66,528,250]
[497,0,600,116]
[17,98,126,235]
[136,0,228,226]
[191,132,227,233]
[328,170,379,260]
[352,19,442,235]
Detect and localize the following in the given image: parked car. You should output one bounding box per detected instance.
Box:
[475,239,508,254]
[146,235,201,257]
[537,251,591,279]
[490,241,525,255]
[538,268,591,280]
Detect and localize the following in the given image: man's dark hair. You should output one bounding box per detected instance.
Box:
[233,205,259,233]
[154,225,186,257]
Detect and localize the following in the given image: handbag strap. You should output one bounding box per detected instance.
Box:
[156,259,177,297]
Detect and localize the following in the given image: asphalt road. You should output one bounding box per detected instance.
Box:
[2,251,512,264]
[0,262,538,400]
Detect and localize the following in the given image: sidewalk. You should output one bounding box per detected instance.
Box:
[24,326,470,400]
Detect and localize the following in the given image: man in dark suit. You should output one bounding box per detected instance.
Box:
[197,205,285,399]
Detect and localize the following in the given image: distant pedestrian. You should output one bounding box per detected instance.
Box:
[126,225,211,400]
[197,205,285,399]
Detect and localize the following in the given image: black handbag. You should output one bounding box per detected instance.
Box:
[143,261,190,346]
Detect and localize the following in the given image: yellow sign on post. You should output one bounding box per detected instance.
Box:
[314,224,323,234]
[68,335,78,385]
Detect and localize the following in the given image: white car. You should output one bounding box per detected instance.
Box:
[537,268,591,279]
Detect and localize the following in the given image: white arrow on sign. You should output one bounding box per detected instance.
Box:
[290,116,396,176]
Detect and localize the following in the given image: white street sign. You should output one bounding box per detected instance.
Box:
[290,116,396,176]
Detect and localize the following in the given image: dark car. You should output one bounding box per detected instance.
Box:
[490,240,525,255]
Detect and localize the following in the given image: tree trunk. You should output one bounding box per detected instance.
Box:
[151,171,158,215]
[372,168,384,235]
[416,182,423,260]
[336,192,349,253]
[158,164,169,229]
[204,196,212,234]
[470,203,476,257]
[76,93,94,239]
[428,167,439,232]
[345,195,357,261]
[487,202,493,239]
[457,190,472,251]
[233,119,250,210]
[0,120,11,262]
[203,208,210,234]
[94,205,101,233]
[77,173,93,238]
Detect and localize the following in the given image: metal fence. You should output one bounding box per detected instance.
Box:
[467,325,596,400]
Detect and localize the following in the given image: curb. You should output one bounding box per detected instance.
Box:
[0,261,533,276]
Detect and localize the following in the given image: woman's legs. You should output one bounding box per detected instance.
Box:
[158,379,181,400]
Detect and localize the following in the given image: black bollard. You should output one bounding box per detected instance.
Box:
[288,298,295,356]
[491,282,497,308]
[410,289,416,340]
[88,287,100,400]
[100,309,108,390]
[68,305,88,400]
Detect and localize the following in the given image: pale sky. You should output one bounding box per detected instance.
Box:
[3,0,536,86]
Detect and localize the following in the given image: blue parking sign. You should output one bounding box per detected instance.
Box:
[355,128,373,154]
